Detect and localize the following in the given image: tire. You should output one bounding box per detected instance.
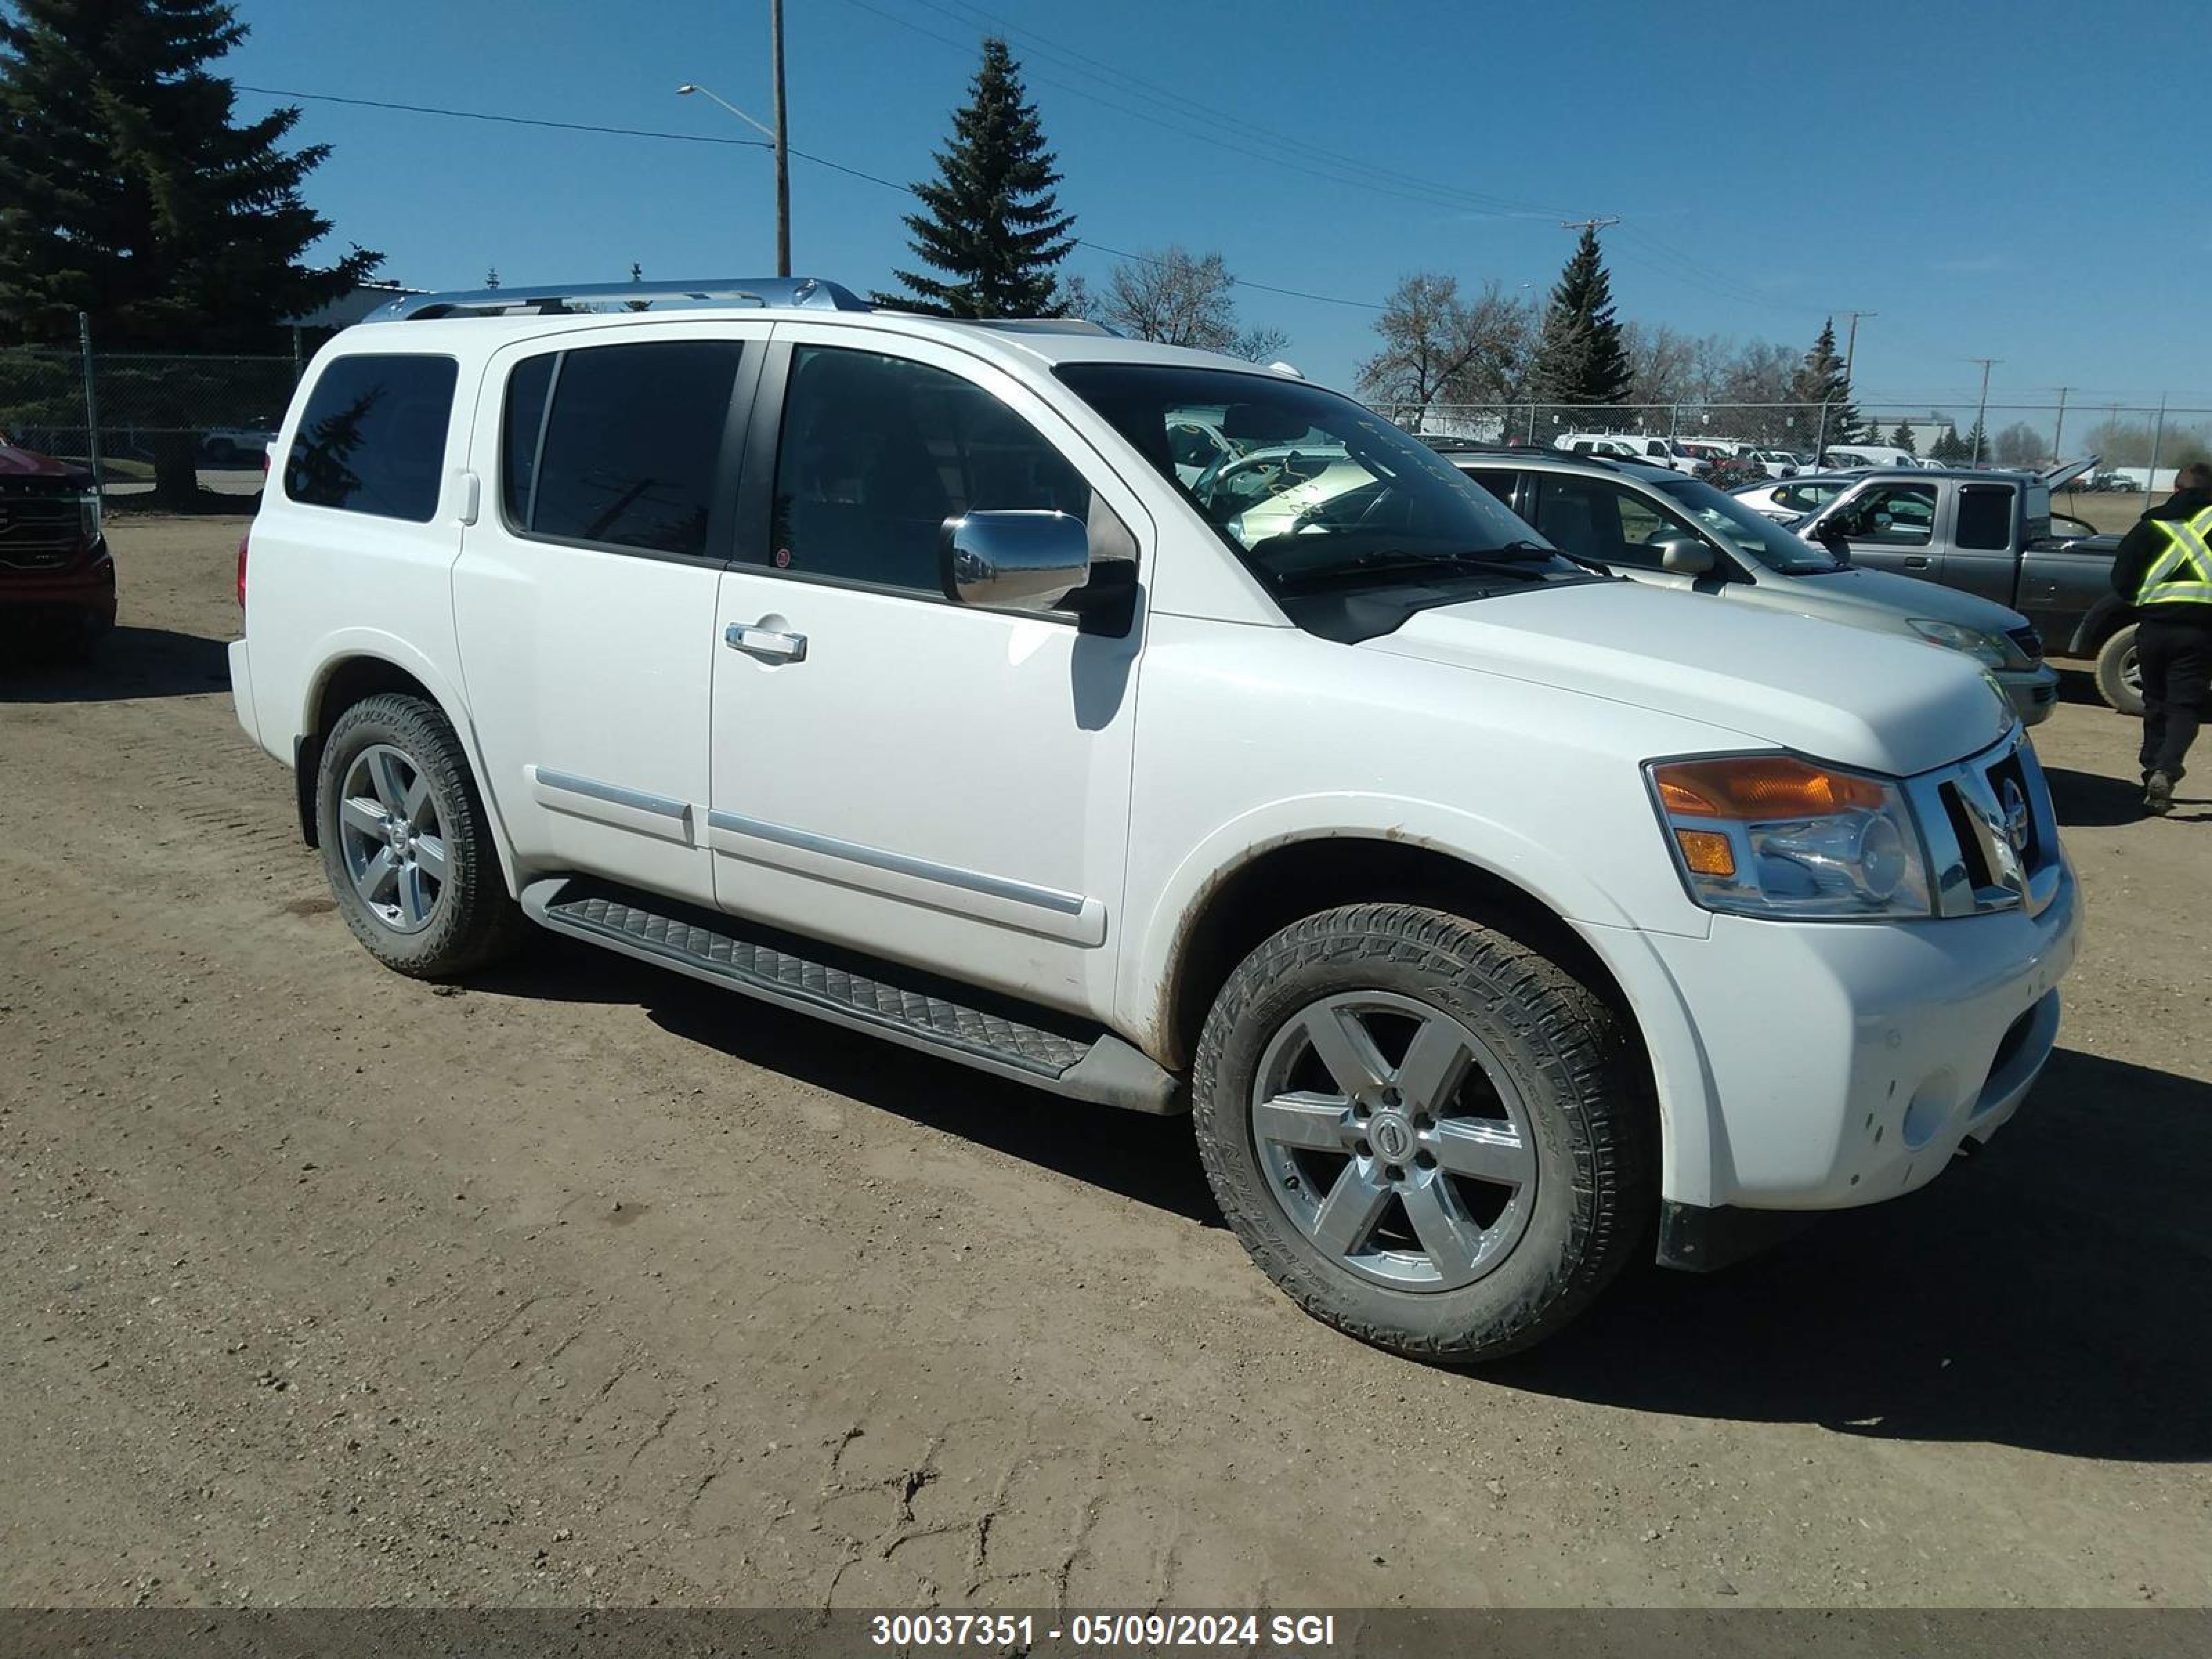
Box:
[1192,903,1653,1363]
[315,692,527,978]
[2094,624,2143,718]
[58,606,113,663]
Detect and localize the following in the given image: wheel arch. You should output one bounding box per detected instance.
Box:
[2067,592,2133,657]
[1151,833,1639,1069]
[1138,825,1717,1210]
[295,642,519,894]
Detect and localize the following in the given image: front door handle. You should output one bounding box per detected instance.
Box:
[725,621,807,663]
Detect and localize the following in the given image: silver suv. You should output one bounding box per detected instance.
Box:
[1436,444,2059,726]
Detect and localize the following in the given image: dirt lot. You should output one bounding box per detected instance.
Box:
[3,516,2208,1612]
[2053,492,2156,536]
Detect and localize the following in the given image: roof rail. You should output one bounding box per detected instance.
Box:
[363,276,872,322]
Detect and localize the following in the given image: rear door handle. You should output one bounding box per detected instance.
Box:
[1903,555,1931,569]
[724,621,807,663]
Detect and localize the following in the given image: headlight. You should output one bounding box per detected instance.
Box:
[1907,617,2014,668]
[77,490,102,541]
[1648,753,1931,919]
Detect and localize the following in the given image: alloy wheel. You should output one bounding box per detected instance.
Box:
[337,742,447,934]
[1251,991,1536,1292]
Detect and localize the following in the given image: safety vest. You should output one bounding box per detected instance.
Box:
[2137,505,2212,606]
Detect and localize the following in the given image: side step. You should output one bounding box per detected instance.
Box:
[521,877,1183,1116]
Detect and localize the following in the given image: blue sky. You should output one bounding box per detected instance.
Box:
[227,0,2209,422]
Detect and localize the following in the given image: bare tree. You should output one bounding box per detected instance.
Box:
[1622,321,1703,411]
[1356,274,1534,428]
[1091,246,1284,359]
[1993,421,2047,468]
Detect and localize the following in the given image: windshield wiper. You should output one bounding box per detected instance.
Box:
[1271,547,1558,592]
[1495,538,1615,579]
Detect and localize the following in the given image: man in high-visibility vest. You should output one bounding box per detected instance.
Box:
[2111,462,2212,816]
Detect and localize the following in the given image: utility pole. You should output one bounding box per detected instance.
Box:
[2145,393,2168,509]
[2050,386,2069,465]
[769,0,789,278]
[1967,357,1999,467]
[1838,310,1876,384]
[1558,216,1622,237]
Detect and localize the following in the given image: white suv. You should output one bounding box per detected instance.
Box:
[230,277,2079,1360]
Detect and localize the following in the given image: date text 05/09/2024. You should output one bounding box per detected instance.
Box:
[868,1613,1340,1649]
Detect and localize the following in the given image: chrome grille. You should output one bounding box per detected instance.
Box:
[0,497,81,569]
[1906,730,2064,918]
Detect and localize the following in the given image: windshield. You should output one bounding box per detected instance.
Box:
[1054,363,1581,592]
[1653,476,1842,573]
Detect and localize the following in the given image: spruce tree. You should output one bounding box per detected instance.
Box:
[880,38,1075,318]
[0,0,377,500]
[1790,318,1861,447]
[1890,418,1917,456]
[1962,418,1989,467]
[1525,227,1631,410]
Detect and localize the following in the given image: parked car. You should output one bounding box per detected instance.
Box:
[1731,471,1868,521]
[1555,431,1693,471]
[200,426,276,465]
[1440,446,2059,727]
[1821,444,1920,471]
[1747,449,1800,477]
[231,276,2078,1362]
[0,427,115,659]
[1791,462,2140,711]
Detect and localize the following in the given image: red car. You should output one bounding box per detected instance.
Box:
[1,430,115,659]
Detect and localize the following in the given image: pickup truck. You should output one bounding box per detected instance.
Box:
[1794,463,2142,712]
[231,276,2080,1362]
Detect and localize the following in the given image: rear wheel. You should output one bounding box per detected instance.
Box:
[1192,903,1653,1362]
[2094,624,2142,717]
[316,693,526,977]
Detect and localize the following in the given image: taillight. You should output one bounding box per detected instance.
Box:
[236,530,250,609]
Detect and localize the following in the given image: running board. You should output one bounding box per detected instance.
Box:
[521,877,1182,1116]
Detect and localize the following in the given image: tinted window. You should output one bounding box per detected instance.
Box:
[285,354,457,521]
[1463,467,1521,509]
[502,354,555,527]
[1956,484,2014,551]
[512,341,743,558]
[768,346,1094,593]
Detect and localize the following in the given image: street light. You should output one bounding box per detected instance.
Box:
[676,6,789,276]
[676,82,774,139]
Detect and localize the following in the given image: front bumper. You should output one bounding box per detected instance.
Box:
[1644,859,2079,1213]
[1998,662,2061,727]
[0,539,115,627]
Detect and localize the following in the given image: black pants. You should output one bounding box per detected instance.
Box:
[2137,618,2212,778]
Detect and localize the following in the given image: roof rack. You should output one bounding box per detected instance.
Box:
[364,276,872,322]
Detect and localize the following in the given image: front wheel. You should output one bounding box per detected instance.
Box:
[1192,904,1653,1363]
[2094,624,2142,718]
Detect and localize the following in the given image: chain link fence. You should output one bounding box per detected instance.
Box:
[1,338,301,504]
[1384,399,2212,500]
[10,332,2211,510]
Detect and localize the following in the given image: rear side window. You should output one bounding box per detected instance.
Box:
[1956,484,2014,551]
[503,341,744,558]
[285,354,458,521]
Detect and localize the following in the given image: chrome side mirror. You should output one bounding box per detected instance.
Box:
[1653,535,1716,576]
[939,510,1091,612]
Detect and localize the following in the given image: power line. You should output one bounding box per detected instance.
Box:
[235,84,1385,312]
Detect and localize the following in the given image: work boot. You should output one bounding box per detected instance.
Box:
[2145,771,2175,816]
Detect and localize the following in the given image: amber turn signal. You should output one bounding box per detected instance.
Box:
[1653,755,1887,821]
[1673,828,1737,877]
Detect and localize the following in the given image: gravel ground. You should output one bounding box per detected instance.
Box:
[2,516,2208,1611]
